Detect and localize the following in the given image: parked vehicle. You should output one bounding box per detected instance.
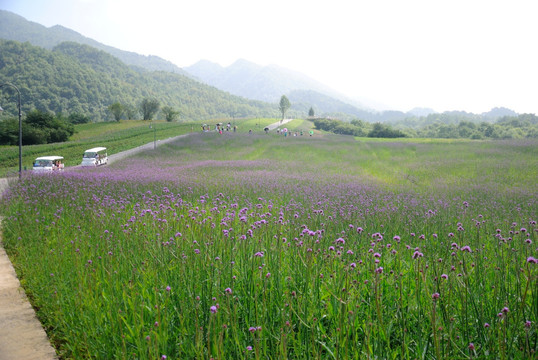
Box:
[81,147,108,167]
[33,156,64,171]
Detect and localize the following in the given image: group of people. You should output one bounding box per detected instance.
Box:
[275,128,314,137]
[200,122,314,137]
[201,122,237,134]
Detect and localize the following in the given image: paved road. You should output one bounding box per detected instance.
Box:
[266,118,293,131]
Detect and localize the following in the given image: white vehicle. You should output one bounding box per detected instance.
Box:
[33,156,64,171]
[81,147,108,167]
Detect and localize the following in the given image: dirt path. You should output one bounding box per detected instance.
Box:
[0,119,293,359]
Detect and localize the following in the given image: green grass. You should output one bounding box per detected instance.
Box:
[0,125,536,359]
[0,118,288,177]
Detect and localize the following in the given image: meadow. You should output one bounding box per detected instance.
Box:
[0,118,276,177]
[0,129,536,359]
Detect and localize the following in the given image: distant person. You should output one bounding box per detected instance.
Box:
[309,130,314,137]
[249,129,252,134]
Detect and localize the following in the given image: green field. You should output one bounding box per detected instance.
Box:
[0,124,536,359]
[0,118,279,177]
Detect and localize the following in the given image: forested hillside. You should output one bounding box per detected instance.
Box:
[0,40,276,121]
[0,10,188,75]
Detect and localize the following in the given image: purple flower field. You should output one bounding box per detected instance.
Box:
[1,137,537,359]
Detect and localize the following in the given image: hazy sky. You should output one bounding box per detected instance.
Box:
[2,0,537,114]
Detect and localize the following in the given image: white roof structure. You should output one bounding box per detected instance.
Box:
[84,147,107,153]
[35,156,64,161]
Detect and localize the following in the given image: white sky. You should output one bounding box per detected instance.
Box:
[2,0,537,114]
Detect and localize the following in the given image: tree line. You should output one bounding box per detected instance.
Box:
[313,118,407,138]
[313,114,537,139]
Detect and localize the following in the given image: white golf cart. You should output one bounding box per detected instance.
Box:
[33,156,65,172]
[81,147,108,167]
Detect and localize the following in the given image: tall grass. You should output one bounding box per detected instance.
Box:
[0,134,536,359]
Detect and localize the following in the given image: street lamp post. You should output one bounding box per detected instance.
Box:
[0,82,22,178]
[153,119,156,150]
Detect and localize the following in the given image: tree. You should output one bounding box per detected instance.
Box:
[279,95,291,120]
[161,106,180,122]
[140,98,160,120]
[68,112,91,124]
[367,122,406,138]
[124,103,138,120]
[308,107,315,117]
[108,102,124,122]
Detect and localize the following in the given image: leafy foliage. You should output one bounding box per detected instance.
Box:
[68,112,91,124]
[279,95,291,119]
[313,118,365,136]
[107,102,124,121]
[0,109,75,145]
[313,114,537,139]
[0,40,277,122]
[0,10,189,75]
[367,122,407,138]
[161,106,179,122]
[139,98,160,120]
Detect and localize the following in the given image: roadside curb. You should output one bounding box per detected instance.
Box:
[0,217,58,360]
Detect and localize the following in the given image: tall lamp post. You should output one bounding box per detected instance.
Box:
[153,119,156,150]
[0,82,22,179]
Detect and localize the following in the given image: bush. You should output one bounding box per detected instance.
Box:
[68,112,91,124]
[0,110,76,145]
[368,123,407,138]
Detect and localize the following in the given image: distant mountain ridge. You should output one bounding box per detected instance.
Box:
[0,9,522,122]
[185,59,333,102]
[0,39,275,120]
[184,59,383,118]
[0,10,188,75]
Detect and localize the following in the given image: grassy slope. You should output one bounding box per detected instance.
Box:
[0,118,282,176]
[152,130,538,191]
[1,121,537,359]
[2,117,536,190]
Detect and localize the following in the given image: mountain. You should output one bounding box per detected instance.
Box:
[0,10,188,75]
[185,59,329,102]
[184,59,378,117]
[481,107,518,120]
[408,107,436,117]
[0,40,274,121]
[1,9,521,123]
